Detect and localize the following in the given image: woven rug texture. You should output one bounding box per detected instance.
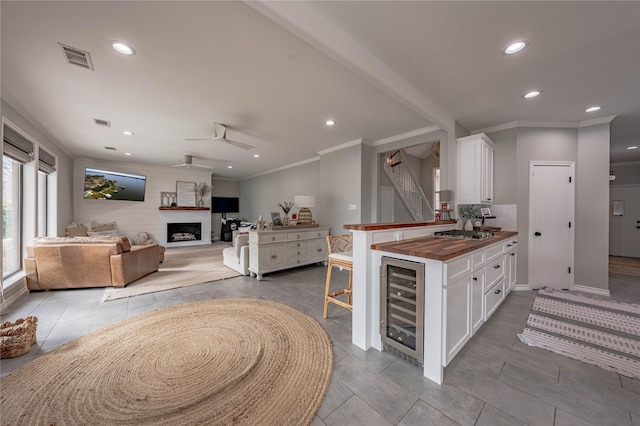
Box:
[104,244,240,301]
[0,299,333,425]
[518,288,640,379]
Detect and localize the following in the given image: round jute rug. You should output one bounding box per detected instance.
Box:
[0,299,333,425]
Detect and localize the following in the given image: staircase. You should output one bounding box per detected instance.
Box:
[383,150,435,222]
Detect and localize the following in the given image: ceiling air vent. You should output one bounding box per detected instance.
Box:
[104,146,117,151]
[93,118,111,127]
[58,43,94,70]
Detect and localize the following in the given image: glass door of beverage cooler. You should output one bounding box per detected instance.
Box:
[380,257,424,363]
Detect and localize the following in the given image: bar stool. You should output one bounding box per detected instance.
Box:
[323,234,353,319]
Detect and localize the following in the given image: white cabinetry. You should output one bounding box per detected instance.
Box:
[443,236,516,364]
[457,133,495,204]
[505,238,517,293]
[249,227,329,280]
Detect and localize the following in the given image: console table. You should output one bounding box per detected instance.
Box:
[248,227,330,280]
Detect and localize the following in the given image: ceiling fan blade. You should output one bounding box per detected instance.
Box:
[214,123,227,140]
[224,138,254,150]
[184,138,211,142]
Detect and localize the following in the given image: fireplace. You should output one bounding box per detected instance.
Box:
[167,222,202,243]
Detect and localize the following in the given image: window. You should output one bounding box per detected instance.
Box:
[433,168,441,212]
[3,155,22,279]
[37,171,47,237]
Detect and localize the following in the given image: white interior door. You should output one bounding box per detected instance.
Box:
[530,163,574,290]
[610,185,640,258]
[380,186,394,222]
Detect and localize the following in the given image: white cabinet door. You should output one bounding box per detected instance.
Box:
[456,133,495,205]
[471,269,485,335]
[481,141,494,203]
[444,275,471,364]
[507,250,517,292]
[260,243,285,269]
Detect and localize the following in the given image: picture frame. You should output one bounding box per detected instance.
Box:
[176,181,196,207]
[291,212,297,220]
[480,207,492,217]
[270,211,281,222]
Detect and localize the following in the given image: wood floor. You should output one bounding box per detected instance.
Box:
[609,256,640,277]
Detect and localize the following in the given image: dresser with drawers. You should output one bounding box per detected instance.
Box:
[248,227,330,280]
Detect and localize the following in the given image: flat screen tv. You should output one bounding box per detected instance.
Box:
[212,197,239,213]
[83,168,146,201]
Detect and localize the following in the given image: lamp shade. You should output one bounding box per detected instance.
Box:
[294,195,316,208]
[437,190,452,202]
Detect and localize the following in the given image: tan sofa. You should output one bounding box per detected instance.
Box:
[24,236,163,290]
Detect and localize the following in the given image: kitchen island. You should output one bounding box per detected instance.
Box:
[345,221,517,385]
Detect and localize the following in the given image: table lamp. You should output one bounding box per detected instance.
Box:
[294,195,316,225]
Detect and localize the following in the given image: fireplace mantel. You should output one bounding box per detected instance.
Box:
[159,207,210,211]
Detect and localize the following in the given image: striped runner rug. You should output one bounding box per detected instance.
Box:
[518,288,640,379]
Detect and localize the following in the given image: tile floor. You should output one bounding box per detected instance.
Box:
[1,265,639,425]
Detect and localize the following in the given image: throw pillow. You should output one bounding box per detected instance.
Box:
[87,230,120,238]
[65,224,88,237]
[92,221,118,232]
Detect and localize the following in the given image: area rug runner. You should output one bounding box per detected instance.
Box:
[104,244,240,301]
[0,299,333,425]
[518,288,640,379]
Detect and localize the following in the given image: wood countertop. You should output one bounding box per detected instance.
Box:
[343,221,457,231]
[371,231,518,261]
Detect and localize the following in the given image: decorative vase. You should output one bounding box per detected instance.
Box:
[464,219,474,231]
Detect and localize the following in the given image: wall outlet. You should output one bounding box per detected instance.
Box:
[348,204,357,210]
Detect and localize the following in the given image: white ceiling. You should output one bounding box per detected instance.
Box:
[2,1,639,180]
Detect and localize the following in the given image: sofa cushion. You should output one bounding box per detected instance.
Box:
[65,224,89,237]
[88,229,120,238]
[33,236,132,253]
[92,221,118,232]
[223,246,239,264]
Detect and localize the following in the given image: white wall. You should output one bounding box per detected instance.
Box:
[74,158,212,246]
[609,163,640,185]
[239,159,321,225]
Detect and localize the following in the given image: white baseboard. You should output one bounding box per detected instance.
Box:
[0,281,28,316]
[572,284,610,297]
[514,284,531,292]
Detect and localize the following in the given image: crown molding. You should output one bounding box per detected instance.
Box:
[243,156,320,180]
[473,115,618,134]
[369,125,442,147]
[317,138,363,155]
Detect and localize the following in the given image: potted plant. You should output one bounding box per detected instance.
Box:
[277,201,294,218]
[459,205,476,231]
[195,183,211,207]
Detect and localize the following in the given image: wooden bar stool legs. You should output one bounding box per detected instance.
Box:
[323,234,354,319]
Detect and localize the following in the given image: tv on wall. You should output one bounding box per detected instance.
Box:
[83,168,147,201]
[212,197,239,213]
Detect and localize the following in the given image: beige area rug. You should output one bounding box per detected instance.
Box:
[103,244,240,301]
[0,299,333,425]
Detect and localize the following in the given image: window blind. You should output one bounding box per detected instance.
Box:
[38,147,56,174]
[3,126,34,164]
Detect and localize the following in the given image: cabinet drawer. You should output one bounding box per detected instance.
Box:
[484,280,505,320]
[287,247,308,258]
[287,229,329,241]
[504,239,517,252]
[258,233,287,243]
[485,243,505,262]
[485,257,505,290]
[447,255,472,282]
[287,241,308,250]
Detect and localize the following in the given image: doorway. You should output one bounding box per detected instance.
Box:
[529,162,575,290]
[610,185,640,258]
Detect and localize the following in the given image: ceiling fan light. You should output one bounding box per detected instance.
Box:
[585,106,602,113]
[325,119,335,126]
[523,90,542,99]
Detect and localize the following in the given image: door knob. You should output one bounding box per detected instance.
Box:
[534,232,542,236]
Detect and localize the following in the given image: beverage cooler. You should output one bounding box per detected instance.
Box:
[380,257,425,366]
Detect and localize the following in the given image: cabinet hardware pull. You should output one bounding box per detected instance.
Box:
[494,265,501,269]
[494,289,501,294]
[534,232,542,236]
[511,253,515,256]
[297,251,300,255]
[297,243,300,247]
[271,255,277,259]
[473,277,478,281]
[272,237,276,241]
[506,244,512,247]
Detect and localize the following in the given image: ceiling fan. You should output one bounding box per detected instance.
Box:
[172,154,214,169]
[185,123,255,150]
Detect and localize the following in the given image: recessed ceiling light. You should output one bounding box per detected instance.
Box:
[503,40,528,55]
[111,41,136,56]
[124,152,132,156]
[122,130,134,136]
[253,154,260,158]
[585,106,602,113]
[227,165,233,169]
[325,119,336,126]
[627,146,638,150]
[523,90,542,99]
